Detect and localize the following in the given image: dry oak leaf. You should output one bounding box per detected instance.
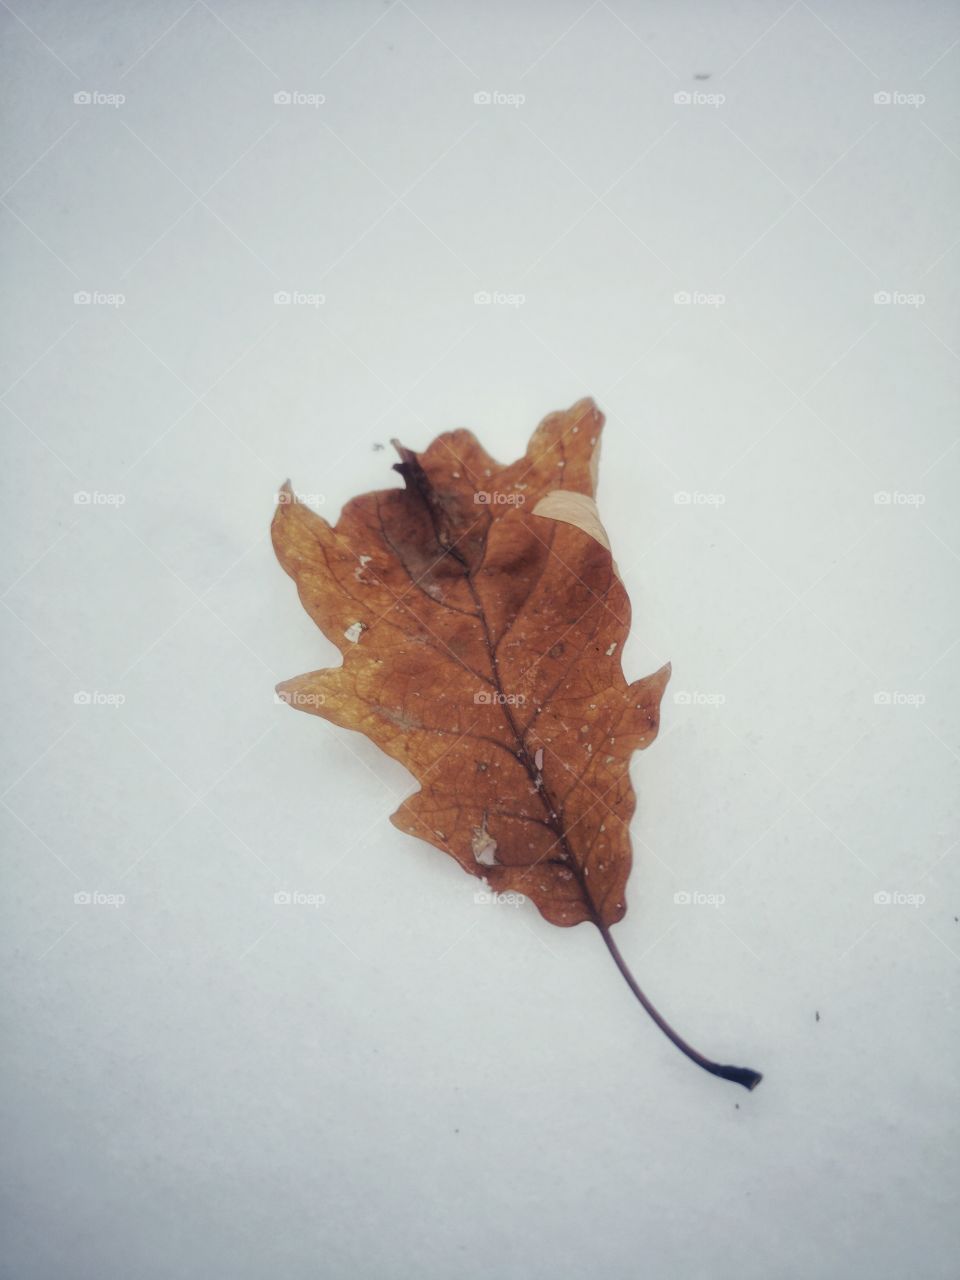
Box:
[273,398,762,1091]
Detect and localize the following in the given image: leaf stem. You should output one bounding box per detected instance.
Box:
[596,922,763,1091]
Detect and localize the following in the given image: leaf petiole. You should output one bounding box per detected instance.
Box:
[596,922,763,1091]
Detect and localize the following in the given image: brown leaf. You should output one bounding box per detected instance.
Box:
[273,398,762,1091]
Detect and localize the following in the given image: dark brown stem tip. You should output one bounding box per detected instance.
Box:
[711,1063,763,1091]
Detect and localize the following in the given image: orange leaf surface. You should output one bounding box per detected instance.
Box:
[272,398,762,1091]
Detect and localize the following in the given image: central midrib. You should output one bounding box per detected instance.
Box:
[450,523,601,924]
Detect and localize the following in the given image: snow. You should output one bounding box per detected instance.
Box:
[1,2,957,1278]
